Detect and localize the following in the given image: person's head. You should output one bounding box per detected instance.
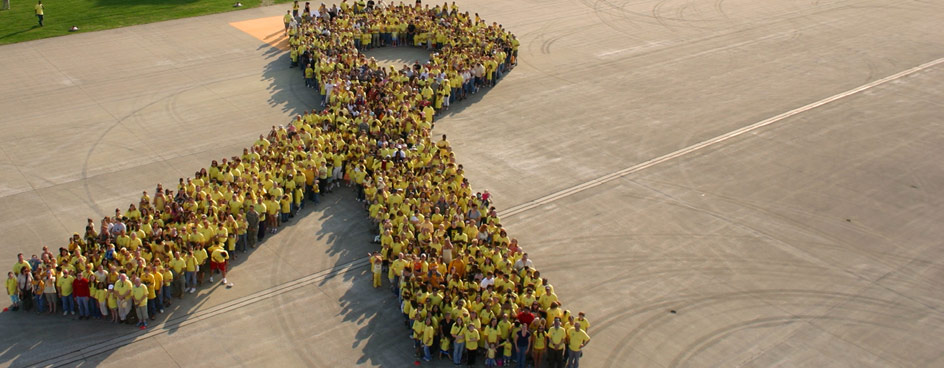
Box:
[553,317,561,327]
[17,253,24,262]
[7,272,13,278]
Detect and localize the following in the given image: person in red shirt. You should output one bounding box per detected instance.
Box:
[72,275,91,320]
[517,306,535,326]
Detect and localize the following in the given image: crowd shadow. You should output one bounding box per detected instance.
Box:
[260,43,317,118]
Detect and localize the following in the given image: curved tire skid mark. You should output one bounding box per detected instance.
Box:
[599,289,929,365]
[667,315,911,367]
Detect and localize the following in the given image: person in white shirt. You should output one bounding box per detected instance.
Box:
[514,253,533,272]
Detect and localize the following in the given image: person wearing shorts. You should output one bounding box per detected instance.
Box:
[210,247,231,286]
[283,10,292,36]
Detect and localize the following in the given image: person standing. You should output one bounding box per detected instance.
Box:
[283,10,292,36]
[43,271,57,314]
[113,273,133,323]
[532,324,548,368]
[451,317,466,365]
[131,277,149,328]
[546,317,567,368]
[514,322,532,368]
[210,246,232,286]
[422,316,435,362]
[6,272,18,312]
[169,251,186,297]
[246,207,260,249]
[465,323,481,366]
[565,322,591,368]
[34,1,44,27]
[72,273,91,320]
[369,252,383,288]
[57,269,75,316]
[16,268,33,312]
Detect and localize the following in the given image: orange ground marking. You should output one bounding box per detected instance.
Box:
[230,16,290,51]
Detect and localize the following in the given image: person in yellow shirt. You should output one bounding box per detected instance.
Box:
[464,323,481,365]
[131,276,149,328]
[34,0,44,27]
[305,64,315,88]
[160,266,173,308]
[565,321,591,368]
[13,253,32,275]
[194,246,208,286]
[283,10,293,36]
[280,194,291,224]
[106,284,118,322]
[483,317,501,347]
[575,311,590,332]
[369,251,383,288]
[6,272,19,311]
[546,317,568,367]
[422,317,435,361]
[141,267,158,321]
[184,249,198,293]
[210,247,231,287]
[94,281,108,320]
[57,269,75,316]
[169,251,187,296]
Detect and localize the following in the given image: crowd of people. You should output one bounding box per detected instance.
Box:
[6,0,590,366]
[282,1,590,367]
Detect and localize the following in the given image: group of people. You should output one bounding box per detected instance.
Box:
[5,124,331,328]
[284,2,589,367]
[6,1,590,366]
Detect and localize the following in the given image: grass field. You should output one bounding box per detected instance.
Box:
[0,0,289,44]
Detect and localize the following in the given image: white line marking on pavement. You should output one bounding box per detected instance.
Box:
[502,56,944,218]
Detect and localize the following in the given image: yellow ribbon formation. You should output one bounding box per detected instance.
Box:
[14,0,586,349]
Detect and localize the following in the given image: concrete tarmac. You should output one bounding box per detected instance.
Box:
[1,0,943,367]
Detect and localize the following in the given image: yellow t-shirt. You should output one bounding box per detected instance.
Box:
[464,329,481,350]
[211,249,229,264]
[113,279,132,298]
[194,249,208,265]
[58,275,75,296]
[547,326,567,349]
[107,291,118,309]
[185,255,197,272]
[13,261,31,275]
[533,331,546,349]
[141,273,157,299]
[423,324,435,346]
[568,328,590,351]
[171,258,187,274]
[131,285,148,307]
[483,326,500,345]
